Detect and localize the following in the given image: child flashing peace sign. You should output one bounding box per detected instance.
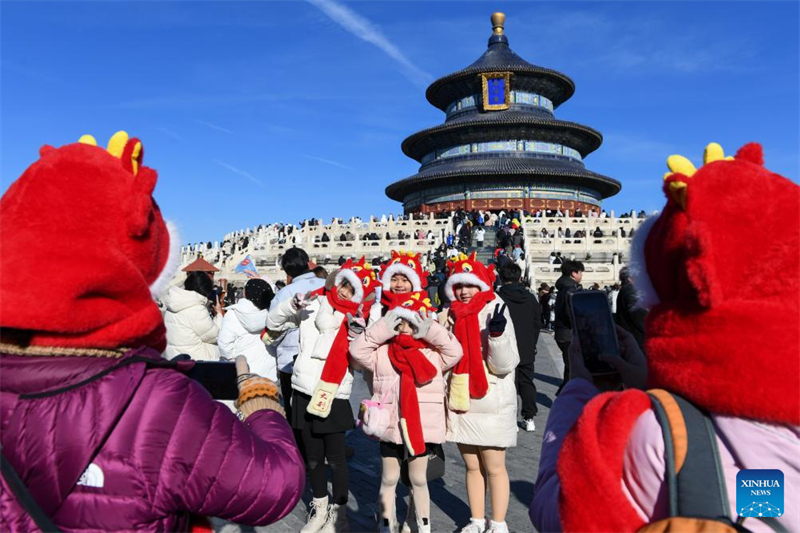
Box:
[439,253,520,533]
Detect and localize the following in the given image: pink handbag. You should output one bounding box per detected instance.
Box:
[358,378,398,439]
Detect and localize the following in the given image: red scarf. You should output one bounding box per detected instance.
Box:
[388,334,437,456]
[380,290,413,313]
[308,288,373,418]
[558,390,651,532]
[317,288,367,387]
[449,291,495,402]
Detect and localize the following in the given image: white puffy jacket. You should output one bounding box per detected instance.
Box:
[267,296,353,399]
[162,286,222,361]
[442,293,520,448]
[218,298,277,381]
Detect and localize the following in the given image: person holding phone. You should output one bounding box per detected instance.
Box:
[440,253,519,533]
[218,278,277,381]
[163,269,223,362]
[0,132,304,531]
[350,293,462,533]
[268,257,378,533]
[530,143,799,533]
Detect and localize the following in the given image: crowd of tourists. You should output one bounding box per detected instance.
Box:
[1,134,797,533]
[159,243,545,533]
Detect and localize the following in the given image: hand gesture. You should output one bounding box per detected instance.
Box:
[213,295,223,317]
[383,309,403,337]
[291,292,304,310]
[410,308,435,340]
[488,303,507,337]
[598,326,648,390]
[292,291,318,310]
[567,326,647,392]
[346,304,366,341]
[567,334,595,385]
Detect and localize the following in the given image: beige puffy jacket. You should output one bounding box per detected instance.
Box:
[441,293,520,448]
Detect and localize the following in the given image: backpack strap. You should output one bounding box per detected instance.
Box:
[1,443,62,532]
[18,355,194,400]
[648,389,733,524]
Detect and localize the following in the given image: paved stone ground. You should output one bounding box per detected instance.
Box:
[216,331,564,533]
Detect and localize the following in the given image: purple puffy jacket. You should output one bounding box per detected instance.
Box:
[0,347,305,532]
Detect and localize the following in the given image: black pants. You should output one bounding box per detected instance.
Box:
[279,371,294,420]
[515,360,538,419]
[300,426,349,504]
[279,371,303,452]
[555,340,571,395]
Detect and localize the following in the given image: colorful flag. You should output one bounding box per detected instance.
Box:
[235,255,259,279]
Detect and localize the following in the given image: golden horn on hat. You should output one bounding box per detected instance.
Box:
[662,142,734,209]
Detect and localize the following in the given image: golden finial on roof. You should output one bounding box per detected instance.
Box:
[491,12,506,35]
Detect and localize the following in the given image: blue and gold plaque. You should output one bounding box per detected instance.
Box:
[481,72,512,111]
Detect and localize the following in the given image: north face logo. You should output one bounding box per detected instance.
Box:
[77,463,104,488]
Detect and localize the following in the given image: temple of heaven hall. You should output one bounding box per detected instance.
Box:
[386,13,621,215]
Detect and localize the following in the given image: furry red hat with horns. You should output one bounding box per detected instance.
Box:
[630,142,799,425]
[333,256,378,304]
[444,252,496,301]
[381,250,427,292]
[0,131,180,353]
[386,291,436,323]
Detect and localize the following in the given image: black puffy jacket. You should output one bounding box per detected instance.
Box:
[497,282,541,364]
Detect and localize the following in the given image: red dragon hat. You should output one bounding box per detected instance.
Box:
[0,132,180,352]
[380,250,427,292]
[444,252,496,301]
[630,142,799,424]
[334,256,378,304]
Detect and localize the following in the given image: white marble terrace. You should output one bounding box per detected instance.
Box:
[177,211,648,288]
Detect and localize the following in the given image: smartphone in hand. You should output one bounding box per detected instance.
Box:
[568,291,619,375]
[184,361,239,400]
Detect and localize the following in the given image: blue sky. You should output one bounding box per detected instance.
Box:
[2,1,798,244]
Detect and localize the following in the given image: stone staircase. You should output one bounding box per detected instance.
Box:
[468,227,497,265]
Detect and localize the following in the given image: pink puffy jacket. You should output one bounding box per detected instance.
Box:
[349,318,463,445]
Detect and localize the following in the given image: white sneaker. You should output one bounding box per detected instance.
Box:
[301,497,329,533]
[524,418,536,432]
[459,519,486,533]
[319,503,349,533]
[486,520,509,533]
[416,517,431,533]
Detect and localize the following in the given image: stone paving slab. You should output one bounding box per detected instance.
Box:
[218,331,564,533]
